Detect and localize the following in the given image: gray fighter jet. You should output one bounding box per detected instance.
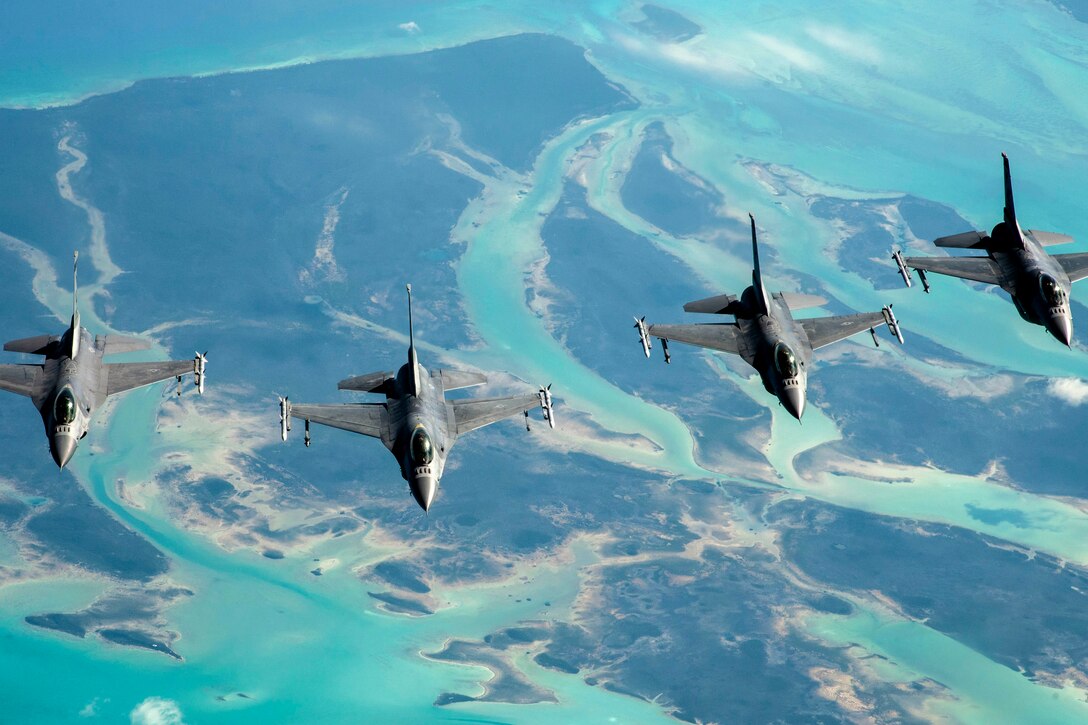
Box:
[893,153,1088,346]
[0,253,207,467]
[636,216,903,420]
[279,284,555,511]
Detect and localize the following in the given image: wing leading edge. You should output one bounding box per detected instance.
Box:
[105,360,196,397]
[647,323,742,355]
[800,312,887,350]
[452,394,539,436]
[902,256,1003,285]
[290,403,388,441]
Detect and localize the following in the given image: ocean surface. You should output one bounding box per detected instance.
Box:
[2,1,1088,722]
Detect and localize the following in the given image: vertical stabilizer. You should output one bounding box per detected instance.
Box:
[1002,152,1016,226]
[406,283,420,396]
[69,251,81,359]
[750,214,769,315]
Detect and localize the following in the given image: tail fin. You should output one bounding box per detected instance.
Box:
[69,251,81,359]
[749,214,769,315]
[406,283,420,396]
[1002,152,1016,226]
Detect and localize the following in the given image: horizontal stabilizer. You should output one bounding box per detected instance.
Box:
[432,369,487,392]
[96,334,151,356]
[3,334,58,355]
[934,231,989,249]
[777,292,827,310]
[1025,230,1074,247]
[338,371,393,393]
[683,293,742,315]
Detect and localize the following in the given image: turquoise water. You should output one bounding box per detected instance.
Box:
[2,388,676,723]
[4,1,1088,721]
[805,604,1088,724]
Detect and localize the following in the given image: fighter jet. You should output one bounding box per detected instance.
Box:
[279,284,555,512]
[635,215,903,420]
[0,252,207,467]
[893,153,1088,346]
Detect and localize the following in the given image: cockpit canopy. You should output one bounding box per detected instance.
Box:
[774,342,799,378]
[1040,274,1065,307]
[54,390,76,425]
[410,427,434,466]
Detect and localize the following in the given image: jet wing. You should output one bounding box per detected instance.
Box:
[903,256,1003,285]
[290,402,388,439]
[452,394,539,436]
[800,312,887,350]
[647,323,741,355]
[105,360,195,396]
[0,364,45,398]
[1053,253,1088,283]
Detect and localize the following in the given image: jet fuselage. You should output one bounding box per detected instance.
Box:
[385,360,450,511]
[901,154,1082,346]
[39,326,107,467]
[735,287,811,420]
[989,221,1073,344]
[285,285,551,513]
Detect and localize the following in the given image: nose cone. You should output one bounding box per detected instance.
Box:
[410,475,438,512]
[781,386,806,421]
[1049,314,1073,347]
[50,435,77,468]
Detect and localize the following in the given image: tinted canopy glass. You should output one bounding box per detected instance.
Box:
[1040,274,1065,306]
[54,390,76,425]
[410,427,434,465]
[774,343,799,378]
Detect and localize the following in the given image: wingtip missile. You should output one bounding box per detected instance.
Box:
[538,385,556,429]
[892,249,912,288]
[634,316,652,357]
[279,396,290,441]
[194,352,207,395]
[882,304,905,345]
